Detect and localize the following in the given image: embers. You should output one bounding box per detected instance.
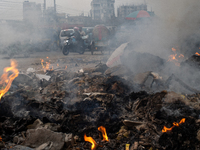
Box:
[168,47,184,66]
[84,126,109,150]
[162,118,185,133]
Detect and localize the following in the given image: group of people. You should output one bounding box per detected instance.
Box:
[73,27,86,45]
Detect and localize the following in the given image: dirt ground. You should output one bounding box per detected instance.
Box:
[0,50,111,75]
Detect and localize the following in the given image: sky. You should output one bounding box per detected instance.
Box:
[0,0,150,20]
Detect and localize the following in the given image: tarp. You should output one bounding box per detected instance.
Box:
[92,25,110,41]
[125,10,150,20]
[106,43,129,68]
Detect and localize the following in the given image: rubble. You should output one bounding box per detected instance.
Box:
[1,53,200,150]
[24,128,65,150]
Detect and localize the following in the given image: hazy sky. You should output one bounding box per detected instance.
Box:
[0,0,150,20]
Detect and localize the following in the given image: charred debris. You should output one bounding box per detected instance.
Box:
[1,50,200,150]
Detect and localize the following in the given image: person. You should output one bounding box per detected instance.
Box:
[86,28,92,42]
[73,27,83,47]
[79,27,85,36]
[73,27,81,42]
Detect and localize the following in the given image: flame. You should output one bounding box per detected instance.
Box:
[84,134,97,150]
[162,118,186,133]
[172,47,176,52]
[178,118,185,124]
[0,60,19,99]
[179,54,184,58]
[0,136,2,141]
[195,52,200,56]
[168,54,178,61]
[162,126,174,132]
[98,126,109,142]
[168,47,184,66]
[41,59,44,69]
[40,58,53,72]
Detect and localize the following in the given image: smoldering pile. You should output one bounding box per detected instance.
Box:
[1,51,200,150]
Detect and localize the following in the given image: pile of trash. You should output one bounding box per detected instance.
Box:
[1,45,200,150]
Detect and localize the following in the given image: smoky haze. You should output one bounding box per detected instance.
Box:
[152,0,200,47]
[116,0,200,93]
[0,0,200,93]
[117,0,200,58]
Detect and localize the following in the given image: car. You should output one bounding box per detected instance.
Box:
[59,29,74,48]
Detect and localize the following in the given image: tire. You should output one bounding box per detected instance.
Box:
[91,48,94,55]
[79,48,85,54]
[91,43,94,55]
[62,46,69,55]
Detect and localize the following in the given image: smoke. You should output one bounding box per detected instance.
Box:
[0,17,58,58]
[115,0,200,57]
[151,0,200,47]
[114,0,200,93]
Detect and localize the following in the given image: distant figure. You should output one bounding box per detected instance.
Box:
[86,28,93,42]
[73,27,81,42]
[79,27,85,36]
[73,27,83,46]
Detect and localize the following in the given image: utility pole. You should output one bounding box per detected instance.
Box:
[43,0,46,18]
[44,0,46,11]
[54,0,56,13]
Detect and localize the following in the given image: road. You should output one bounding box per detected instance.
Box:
[0,51,111,75]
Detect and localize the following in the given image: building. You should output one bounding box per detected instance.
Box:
[117,4,147,18]
[23,1,42,23]
[91,0,115,22]
[64,15,93,28]
[67,15,92,25]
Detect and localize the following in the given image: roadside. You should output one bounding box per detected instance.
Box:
[0,51,111,75]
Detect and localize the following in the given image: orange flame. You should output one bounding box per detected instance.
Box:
[40,59,44,69]
[179,118,185,124]
[84,134,97,150]
[40,58,53,72]
[0,136,2,141]
[168,47,184,66]
[98,126,109,142]
[162,118,186,133]
[179,54,184,58]
[172,47,176,52]
[195,52,200,56]
[0,60,19,99]
[168,54,178,61]
[162,126,174,132]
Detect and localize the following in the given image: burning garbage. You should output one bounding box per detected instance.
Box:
[84,126,109,150]
[2,0,200,148]
[0,59,19,99]
[40,57,53,73]
[162,118,186,133]
[168,47,185,66]
[195,52,200,56]
[98,126,109,142]
[0,47,199,149]
[1,41,200,150]
[84,134,98,150]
